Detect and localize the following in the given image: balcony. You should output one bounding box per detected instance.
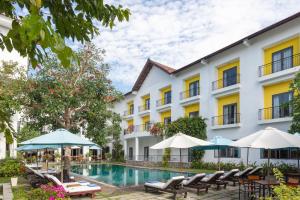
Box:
[179,87,200,105]
[211,113,241,129]
[138,104,150,116]
[258,104,293,124]
[123,109,134,119]
[258,54,300,85]
[211,74,240,97]
[123,123,155,139]
[156,97,172,112]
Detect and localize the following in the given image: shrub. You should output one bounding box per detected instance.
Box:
[0,158,23,177]
[191,161,247,171]
[29,184,70,200]
[105,153,112,161]
[261,162,298,175]
[265,168,300,200]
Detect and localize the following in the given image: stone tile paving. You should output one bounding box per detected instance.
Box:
[73,185,241,200]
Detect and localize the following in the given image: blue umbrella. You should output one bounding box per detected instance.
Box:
[20,128,96,182]
[16,144,60,151]
[193,136,233,170]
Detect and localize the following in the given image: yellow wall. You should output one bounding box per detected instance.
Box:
[263,80,292,109]
[141,115,150,124]
[127,119,134,127]
[217,60,240,80]
[217,93,240,116]
[184,75,200,91]
[160,110,171,122]
[263,37,300,75]
[184,103,200,117]
[142,94,150,104]
[160,86,171,99]
[127,101,134,113]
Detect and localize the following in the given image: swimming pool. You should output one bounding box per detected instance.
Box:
[71,164,194,187]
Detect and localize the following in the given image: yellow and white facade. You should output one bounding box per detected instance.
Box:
[112,13,300,165]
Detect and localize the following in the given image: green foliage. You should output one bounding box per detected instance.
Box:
[0,158,23,177]
[162,148,171,168]
[0,61,26,143]
[165,117,207,161]
[150,122,165,136]
[17,124,40,143]
[18,44,122,145]
[0,1,130,68]
[261,162,298,175]
[111,114,124,162]
[105,153,112,161]
[191,161,246,171]
[265,168,300,200]
[290,73,300,133]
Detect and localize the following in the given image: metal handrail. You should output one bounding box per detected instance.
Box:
[212,113,240,126]
[156,97,172,107]
[258,53,300,77]
[179,87,200,100]
[212,74,240,90]
[138,104,150,112]
[258,103,293,120]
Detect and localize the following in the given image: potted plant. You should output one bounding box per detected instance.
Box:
[85,152,92,161]
[54,152,61,163]
[105,152,112,161]
[0,158,23,187]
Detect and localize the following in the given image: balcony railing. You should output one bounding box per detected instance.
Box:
[258,104,293,120]
[123,123,153,135]
[179,87,200,100]
[123,109,134,116]
[212,113,240,126]
[138,104,150,112]
[258,53,300,77]
[156,97,172,107]
[212,74,240,90]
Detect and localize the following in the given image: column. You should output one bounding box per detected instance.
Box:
[135,137,139,161]
[124,139,127,160]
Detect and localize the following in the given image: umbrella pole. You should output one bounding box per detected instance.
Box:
[267,149,271,179]
[218,147,220,171]
[61,144,64,183]
[36,149,39,168]
[180,148,182,169]
[298,148,300,169]
[246,147,249,167]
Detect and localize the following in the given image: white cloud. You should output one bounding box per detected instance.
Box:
[94,0,300,92]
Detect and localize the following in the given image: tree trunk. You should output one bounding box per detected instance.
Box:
[63,146,71,181]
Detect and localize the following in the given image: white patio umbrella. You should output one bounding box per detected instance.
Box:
[232,127,300,177]
[150,132,212,165]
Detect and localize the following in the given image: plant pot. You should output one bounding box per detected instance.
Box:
[11,177,18,187]
[88,157,91,161]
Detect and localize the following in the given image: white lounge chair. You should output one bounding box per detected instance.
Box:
[182,173,210,194]
[144,176,187,199]
[199,171,225,189]
[45,174,101,198]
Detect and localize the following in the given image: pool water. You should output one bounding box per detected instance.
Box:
[71,164,194,187]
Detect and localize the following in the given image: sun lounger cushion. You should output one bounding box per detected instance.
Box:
[234,167,253,177]
[248,167,262,175]
[201,171,224,182]
[182,173,205,186]
[219,169,239,180]
[66,185,101,193]
[144,176,184,189]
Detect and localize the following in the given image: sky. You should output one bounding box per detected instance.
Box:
[94,0,300,93]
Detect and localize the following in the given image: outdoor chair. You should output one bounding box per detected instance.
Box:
[25,166,49,188]
[234,167,253,180]
[199,171,226,190]
[219,169,239,186]
[45,174,101,198]
[182,173,210,195]
[144,176,187,199]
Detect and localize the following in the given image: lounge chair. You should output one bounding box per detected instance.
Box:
[182,173,210,195]
[248,167,263,176]
[26,166,49,187]
[199,171,226,189]
[45,174,101,198]
[219,169,239,186]
[234,167,253,179]
[144,176,187,199]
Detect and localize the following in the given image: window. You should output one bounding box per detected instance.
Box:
[189,80,199,97]
[164,117,171,125]
[272,47,293,73]
[144,121,151,131]
[144,147,149,161]
[223,103,238,125]
[189,111,199,118]
[145,98,150,110]
[272,91,292,119]
[214,147,240,158]
[129,147,133,160]
[164,91,172,104]
[261,148,298,159]
[223,67,237,87]
[129,104,134,115]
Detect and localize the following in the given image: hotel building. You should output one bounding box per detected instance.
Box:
[112,12,300,165]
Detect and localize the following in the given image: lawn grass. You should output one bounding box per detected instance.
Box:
[0,176,11,183]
